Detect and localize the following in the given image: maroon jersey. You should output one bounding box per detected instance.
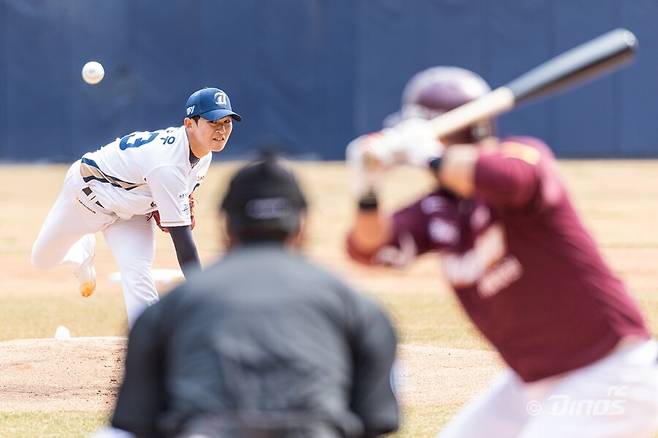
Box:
[348,136,649,382]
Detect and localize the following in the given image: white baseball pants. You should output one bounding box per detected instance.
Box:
[438,339,658,438]
[31,160,159,327]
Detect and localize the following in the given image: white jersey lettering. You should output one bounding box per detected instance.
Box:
[79,126,211,225]
[442,224,522,297]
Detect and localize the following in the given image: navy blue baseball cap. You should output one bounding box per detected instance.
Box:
[185,87,242,122]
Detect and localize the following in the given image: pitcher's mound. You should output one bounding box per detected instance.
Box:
[0,337,127,412]
[0,337,502,413]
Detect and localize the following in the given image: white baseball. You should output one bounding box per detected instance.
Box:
[82,61,105,85]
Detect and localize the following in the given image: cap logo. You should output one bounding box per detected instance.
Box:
[245,197,292,220]
[214,91,227,106]
[186,105,195,116]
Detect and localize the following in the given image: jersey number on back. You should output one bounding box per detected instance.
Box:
[119,131,176,150]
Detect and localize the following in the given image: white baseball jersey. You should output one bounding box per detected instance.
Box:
[80,126,211,226]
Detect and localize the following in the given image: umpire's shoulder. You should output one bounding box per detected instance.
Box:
[288,252,364,295]
[300,257,394,325]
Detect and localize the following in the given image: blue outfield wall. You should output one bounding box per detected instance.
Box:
[0,0,657,162]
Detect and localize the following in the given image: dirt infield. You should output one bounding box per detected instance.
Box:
[0,337,502,413]
[0,337,124,412]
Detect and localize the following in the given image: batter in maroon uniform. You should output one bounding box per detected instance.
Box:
[346,66,658,437]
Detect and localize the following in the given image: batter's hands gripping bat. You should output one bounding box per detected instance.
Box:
[429,28,638,140]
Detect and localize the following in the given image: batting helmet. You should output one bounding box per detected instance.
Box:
[386,66,495,144]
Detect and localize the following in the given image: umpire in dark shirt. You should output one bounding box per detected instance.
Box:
[108,153,400,438]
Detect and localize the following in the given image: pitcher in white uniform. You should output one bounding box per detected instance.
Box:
[31,87,241,327]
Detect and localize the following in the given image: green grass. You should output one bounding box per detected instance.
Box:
[0,295,127,341]
[3,407,656,438]
[396,403,461,437]
[0,407,453,438]
[0,412,108,438]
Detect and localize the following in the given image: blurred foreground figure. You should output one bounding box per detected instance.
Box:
[97,152,399,438]
[345,66,658,437]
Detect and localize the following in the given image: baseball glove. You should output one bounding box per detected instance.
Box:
[148,194,196,233]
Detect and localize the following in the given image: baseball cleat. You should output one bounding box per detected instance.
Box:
[80,283,95,297]
[73,234,97,298]
[75,260,96,297]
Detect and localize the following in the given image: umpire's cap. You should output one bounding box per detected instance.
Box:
[221,151,307,235]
